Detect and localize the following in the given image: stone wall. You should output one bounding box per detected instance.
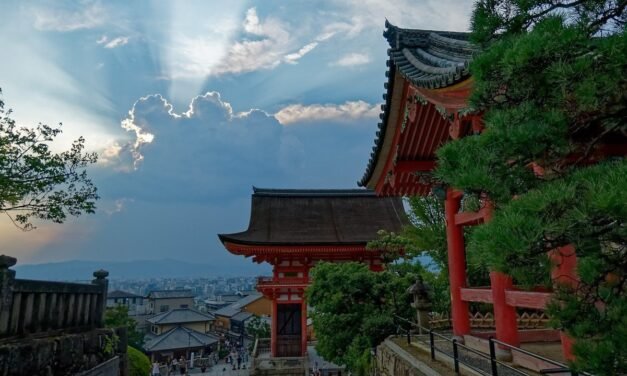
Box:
[375,338,439,376]
[0,327,128,376]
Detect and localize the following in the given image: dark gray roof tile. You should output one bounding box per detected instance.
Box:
[147,308,214,325]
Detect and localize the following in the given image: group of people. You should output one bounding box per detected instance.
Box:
[221,339,249,371]
[151,356,189,376]
[150,341,250,375]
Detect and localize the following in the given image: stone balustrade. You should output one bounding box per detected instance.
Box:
[0,255,109,339]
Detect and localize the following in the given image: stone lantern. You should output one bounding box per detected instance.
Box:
[407,275,432,334]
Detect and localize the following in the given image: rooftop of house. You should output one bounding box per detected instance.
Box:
[231,311,254,323]
[107,290,143,299]
[147,308,215,325]
[144,326,219,352]
[213,293,264,318]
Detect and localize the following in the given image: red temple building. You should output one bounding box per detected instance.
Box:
[358,21,590,367]
[218,188,406,358]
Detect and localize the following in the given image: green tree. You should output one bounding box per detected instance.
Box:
[246,315,270,339]
[306,262,418,375]
[104,305,145,350]
[368,195,490,314]
[435,1,626,373]
[127,346,151,376]
[0,89,98,230]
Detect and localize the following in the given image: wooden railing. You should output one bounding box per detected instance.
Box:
[0,255,109,339]
[257,276,308,286]
[429,311,550,330]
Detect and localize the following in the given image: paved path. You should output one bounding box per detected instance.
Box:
[187,360,251,376]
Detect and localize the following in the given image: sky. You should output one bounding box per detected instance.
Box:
[0,0,473,270]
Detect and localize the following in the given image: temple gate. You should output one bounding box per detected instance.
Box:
[219,188,406,358]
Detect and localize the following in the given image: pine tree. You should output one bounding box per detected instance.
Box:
[435,1,626,373]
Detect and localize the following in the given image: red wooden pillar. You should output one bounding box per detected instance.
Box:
[445,189,470,338]
[549,245,578,361]
[490,271,520,359]
[271,299,278,357]
[301,297,308,356]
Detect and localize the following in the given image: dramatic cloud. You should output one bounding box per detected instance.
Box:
[171,7,327,78]
[97,35,129,49]
[33,3,106,32]
[115,92,301,193]
[274,101,380,125]
[332,53,371,67]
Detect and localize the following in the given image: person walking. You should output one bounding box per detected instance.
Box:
[179,356,187,375]
[151,361,160,376]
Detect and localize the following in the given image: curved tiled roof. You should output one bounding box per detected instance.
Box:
[359,21,475,188]
[383,21,474,89]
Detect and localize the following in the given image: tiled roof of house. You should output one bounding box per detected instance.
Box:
[107,290,143,299]
[144,326,218,352]
[147,308,214,325]
[213,293,264,318]
[231,311,254,323]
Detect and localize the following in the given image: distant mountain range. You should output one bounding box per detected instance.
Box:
[14,259,268,281]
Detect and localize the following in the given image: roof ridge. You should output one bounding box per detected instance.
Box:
[147,326,176,348]
[252,187,377,197]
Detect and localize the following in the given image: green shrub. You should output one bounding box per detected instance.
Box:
[127,346,151,376]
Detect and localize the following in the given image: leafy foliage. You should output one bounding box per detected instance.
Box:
[0,89,98,230]
[307,262,419,375]
[435,1,627,373]
[246,315,270,339]
[127,346,151,376]
[104,305,145,350]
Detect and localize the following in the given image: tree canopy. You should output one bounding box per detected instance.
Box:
[0,89,98,230]
[246,315,271,339]
[435,1,626,373]
[307,262,420,375]
[104,305,144,350]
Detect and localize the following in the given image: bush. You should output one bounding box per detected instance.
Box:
[128,346,151,376]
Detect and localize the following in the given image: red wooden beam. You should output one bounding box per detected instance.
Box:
[394,160,436,173]
[454,209,489,226]
[505,290,552,310]
[460,288,493,304]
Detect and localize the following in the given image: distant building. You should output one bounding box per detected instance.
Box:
[146,308,215,336]
[107,289,145,314]
[230,311,254,341]
[204,299,231,312]
[213,293,271,339]
[146,289,194,314]
[144,308,218,361]
[144,326,219,362]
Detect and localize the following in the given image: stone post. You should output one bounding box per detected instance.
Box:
[0,255,17,336]
[92,269,109,328]
[116,326,129,376]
